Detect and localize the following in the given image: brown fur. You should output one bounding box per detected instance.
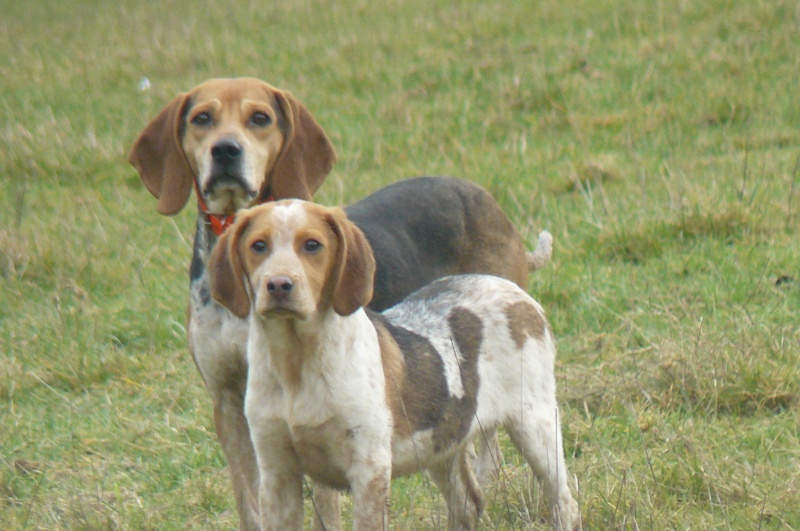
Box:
[208,215,253,319]
[371,316,451,443]
[460,185,529,288]
[433,308,483,452]
[505,300,547,349]
[322,208,376,316]
[376,325,411,439]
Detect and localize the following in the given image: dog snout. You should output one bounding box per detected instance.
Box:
[267,276,294,301]
[211,138,243,165]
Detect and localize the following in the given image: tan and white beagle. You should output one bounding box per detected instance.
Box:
[128,78,552,530]
[209,200,579,530]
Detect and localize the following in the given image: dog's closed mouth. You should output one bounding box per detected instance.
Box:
[263,306,300,317]
[203,178,258,213]
[205,174,255,197]
[258,298,307,319]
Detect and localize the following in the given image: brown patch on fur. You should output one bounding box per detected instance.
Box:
[371,305,484,454]
[370,313,450,438]
[505,300,547,349]
[376,324,411,439]
[431,308,482,452]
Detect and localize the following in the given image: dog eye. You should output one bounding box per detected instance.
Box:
[191,112,212,126]
[250,240,268,254]
[250,112,273,127]
[303,239,322,253]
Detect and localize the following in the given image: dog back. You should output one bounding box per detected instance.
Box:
[369,274,554,474]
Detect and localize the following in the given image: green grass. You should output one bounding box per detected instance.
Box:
[1,0,798,528]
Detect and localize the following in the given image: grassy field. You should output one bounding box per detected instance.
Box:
[1,0,798,528]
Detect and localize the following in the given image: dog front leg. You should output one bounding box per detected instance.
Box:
[312,485,342,531]
[349,458,391,531]
[249,420,306,530]
[213,390,261,530]
[258,467,304,531]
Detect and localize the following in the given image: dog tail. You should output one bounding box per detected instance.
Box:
[527,230,553,271]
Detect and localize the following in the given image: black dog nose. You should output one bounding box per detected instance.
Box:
[211,138,243,164]
[267,276,294,301]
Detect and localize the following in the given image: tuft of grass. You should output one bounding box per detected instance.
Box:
[2,0,799,529]
[550,154,624,195]
[595,203,758,264]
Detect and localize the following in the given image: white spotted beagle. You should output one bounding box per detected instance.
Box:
[128,77,552,530]
[208,200,579,530]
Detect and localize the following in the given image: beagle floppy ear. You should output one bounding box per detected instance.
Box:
[128,92,195,216]
[325,207,376,316]
[265,89,337,201]
[209,214,254,319]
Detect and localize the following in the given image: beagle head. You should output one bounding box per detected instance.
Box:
[209,201,375,321]
[128,78,337,216]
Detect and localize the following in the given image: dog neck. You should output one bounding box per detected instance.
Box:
[189,210,221,307]
[190,191,275,308]
[192,179,275,237]
[192,179,237,236]
[248,308,377,393]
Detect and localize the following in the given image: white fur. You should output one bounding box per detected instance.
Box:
[246,310,393,529]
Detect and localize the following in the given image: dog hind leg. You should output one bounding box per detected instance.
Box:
[504,410,579,530]
[472,428,504,488]
[311,485,342,531]
[428,447,485,531]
